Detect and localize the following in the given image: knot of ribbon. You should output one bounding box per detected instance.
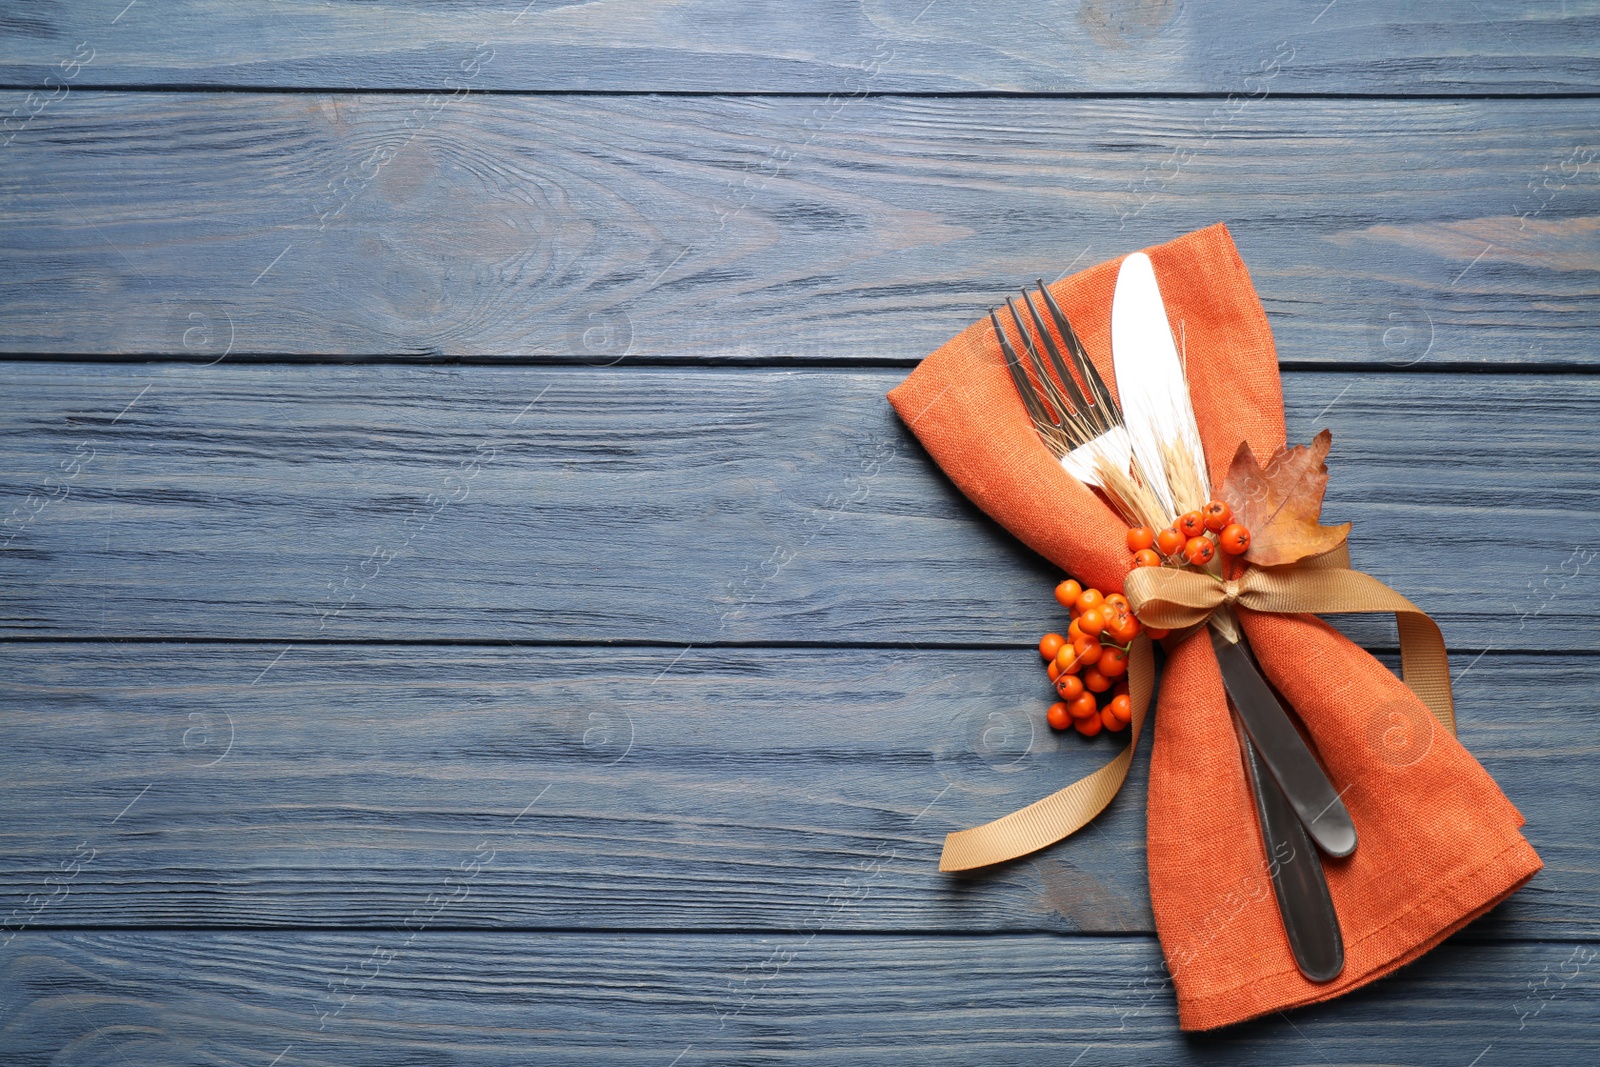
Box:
[938,548,1456,872]
[1123,554,1454,734]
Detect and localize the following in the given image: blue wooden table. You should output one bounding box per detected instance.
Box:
[2,3,1597,1063]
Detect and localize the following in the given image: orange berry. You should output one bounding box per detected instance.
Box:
[1055,646,1081,673]
[1145,626,1170,640]
[1219,523,1251,556]
[1047,702,1073,731]
[1078,607,1106,636]
[1040,633,1067,661]
[1047,660,1062,682]
[1072,636,1102,666]
[1156,527,1185,556]
[1131,548,1162,569]
[1073,711,1103,736]
[1055,673,1084,701]
[1097,647,1129,678]
[1067,619,1085,642]
[1126,527,1155,552]
[1109,609,1134,631]
[1084,667,1113,693]
[1105,593,1130,613]
[1178,511,1206,538]
[1202,500,1233,532]
[1109,693,1133,725]
[1184,536,1215,566]
[1075,588,1104,613]
[1068,692,1098,719]
[1100,707,1124,732]
[1054,579,1082,609]
[1107,614,1141,644]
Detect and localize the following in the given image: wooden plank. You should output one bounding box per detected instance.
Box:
[1,364,1596,650]
[1,0,1596,93]
[1,931,1595,1063]
[1,94,1596,365]
[0,644,1585,937]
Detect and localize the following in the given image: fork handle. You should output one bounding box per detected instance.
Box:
[1232,710,1346,982]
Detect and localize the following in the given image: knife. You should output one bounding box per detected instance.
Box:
[1110,251,1357,859]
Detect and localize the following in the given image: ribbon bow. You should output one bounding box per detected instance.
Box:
[938,547,1454,872]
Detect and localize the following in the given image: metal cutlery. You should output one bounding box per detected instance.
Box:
[1106,255,1355,861]
[1211,628,1356,858]
[1230,704,1345,981]
[991,270,1349,981]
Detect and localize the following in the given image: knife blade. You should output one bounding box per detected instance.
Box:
[1109,252,1211,519]
[1211,629,1358,858]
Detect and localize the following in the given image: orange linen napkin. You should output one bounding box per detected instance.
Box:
[887,223,1541,1031]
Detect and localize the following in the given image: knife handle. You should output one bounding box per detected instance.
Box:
[1232,711,1345,983]
[1209,626,1357,858]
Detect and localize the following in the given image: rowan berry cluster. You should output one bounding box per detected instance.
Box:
[1039,501,1254,737]
[1129,499,1251,570]
[1038,580,1153,737]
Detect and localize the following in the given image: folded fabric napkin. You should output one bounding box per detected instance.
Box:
[887,223,1542,1030]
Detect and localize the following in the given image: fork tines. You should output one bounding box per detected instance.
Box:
[990,280,1121,460]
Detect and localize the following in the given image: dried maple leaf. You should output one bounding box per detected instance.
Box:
[1218,429,1351,567]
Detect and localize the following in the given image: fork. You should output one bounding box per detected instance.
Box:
[992,280,1347,982]
[988,287,1137,494]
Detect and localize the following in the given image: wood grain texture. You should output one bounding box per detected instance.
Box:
[2,931,1595,1065]
[1,0,1597,93]
[2,364,1596,650]
[2,94,1597,364]
[0,643,1586,937]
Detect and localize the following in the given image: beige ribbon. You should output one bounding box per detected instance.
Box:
[940,634,1154,872]
[938,554,1454,872]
